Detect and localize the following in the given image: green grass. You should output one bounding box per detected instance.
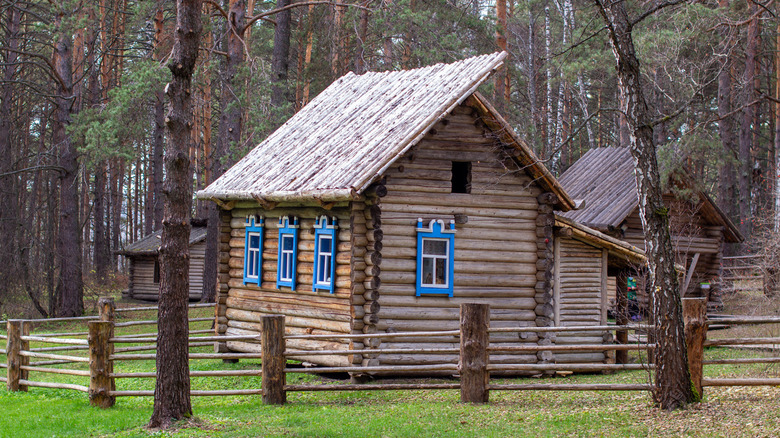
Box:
[3,308,780,437]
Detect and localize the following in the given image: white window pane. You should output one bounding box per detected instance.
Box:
[422,258,434,285]
[282,235,294,250]
[435,258,447,285]
[423,240,447,256]
[249,234,260,249]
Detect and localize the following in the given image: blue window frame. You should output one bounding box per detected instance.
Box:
[313,216,338,293]
[416,218,455,297]
[243,215,263,285]
[276,216,299,290]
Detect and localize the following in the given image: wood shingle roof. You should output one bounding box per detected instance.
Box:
[197,52,574,211]
[116,226,208,256]
[558,147,742,242]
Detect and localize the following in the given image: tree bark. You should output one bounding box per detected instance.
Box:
[0,5,21,294]
[738,4,758,240]
[54,4,84,317]
[495,0,508,110]
[148,0,201,428]
[717,0,736,227]
[271,0,292,108]
[594,0,696,410]
[151,4,166,233]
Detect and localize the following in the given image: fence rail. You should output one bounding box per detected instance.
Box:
[4,296,780,408]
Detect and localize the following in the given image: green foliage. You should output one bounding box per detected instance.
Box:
[69,60,170,163]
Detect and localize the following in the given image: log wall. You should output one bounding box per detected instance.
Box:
[127,241,206,301]
[620,195,725,309]
[375,103,542,371]
[554,237,606,363]
[223,204,354,366]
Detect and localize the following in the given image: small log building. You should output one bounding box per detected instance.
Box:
[117,226,208,301]
[558,146,743,311]
[198,53,645,373]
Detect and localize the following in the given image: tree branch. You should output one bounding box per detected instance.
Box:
[632,0,689,27]
[244,1,371,30]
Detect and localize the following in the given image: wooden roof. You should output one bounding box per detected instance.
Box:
[116,226,208,256]
[197,52,574,211]
[558,147,742,242]
[554,215,646,267]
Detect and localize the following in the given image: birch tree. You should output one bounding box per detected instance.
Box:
[593,0,696,409]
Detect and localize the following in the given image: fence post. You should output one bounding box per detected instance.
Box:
[6,320,28,392]
[683,297,707,400]
[459,303,489,404]
[261,314,286,405]
[88,321,116,408]
[98,297,115,322]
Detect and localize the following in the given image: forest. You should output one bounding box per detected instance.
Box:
[0,0,775,318]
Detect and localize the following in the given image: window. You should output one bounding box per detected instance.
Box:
[313,216,338,293]
[451,161,471,194]
[153,259,160,284]
[416,218,456,296]
[276,216,299,290]
[243,215,264,285]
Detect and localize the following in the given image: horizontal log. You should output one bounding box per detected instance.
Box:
[378,295,536,309]
[226,308,350,333]
[489,383,652,391]
[226,297,350,322]
[18,379,88,392]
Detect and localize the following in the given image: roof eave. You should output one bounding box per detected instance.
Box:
[555,215,647,265]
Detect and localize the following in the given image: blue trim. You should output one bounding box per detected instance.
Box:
[243,216,264,286]
[415,218,456,297]
[313,216,338,293]
[276,216,299,290]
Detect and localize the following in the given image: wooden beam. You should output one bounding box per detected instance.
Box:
[681,252,701,295]
[210,198,236,210]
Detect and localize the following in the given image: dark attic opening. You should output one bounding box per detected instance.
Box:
[451,161,472,194]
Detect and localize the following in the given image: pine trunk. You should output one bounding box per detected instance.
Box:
[54,5,84,317]
[738,6,758,240]
[271,0,291,108]
[595,0,696,410]
[148,0,201,428]
[0,5,21,291]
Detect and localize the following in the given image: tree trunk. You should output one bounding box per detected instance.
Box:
[717,0,736,226]
[738,5,758,241]
[271,0,291,108]
[354,2,370,75]
[148,0,201,428]
[94,161,108,280]
[594,0,696,410]
[54,5,84,317]
[775,2,780,232]
[152,5,165,232]
[495,0,508,110]
[0,5,21,293]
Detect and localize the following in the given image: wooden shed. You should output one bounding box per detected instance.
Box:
[117,225,208,301]
[197,53,644,373]
[558,146,743,311]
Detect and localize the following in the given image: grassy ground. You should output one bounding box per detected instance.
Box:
[1,297,780,437]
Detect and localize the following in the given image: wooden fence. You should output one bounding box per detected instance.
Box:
[3,297,779,408]
[721,255,766,295]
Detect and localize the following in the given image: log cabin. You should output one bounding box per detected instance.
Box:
[117,225,207,301]
[197,53,645,374]
[558,146,743,312]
